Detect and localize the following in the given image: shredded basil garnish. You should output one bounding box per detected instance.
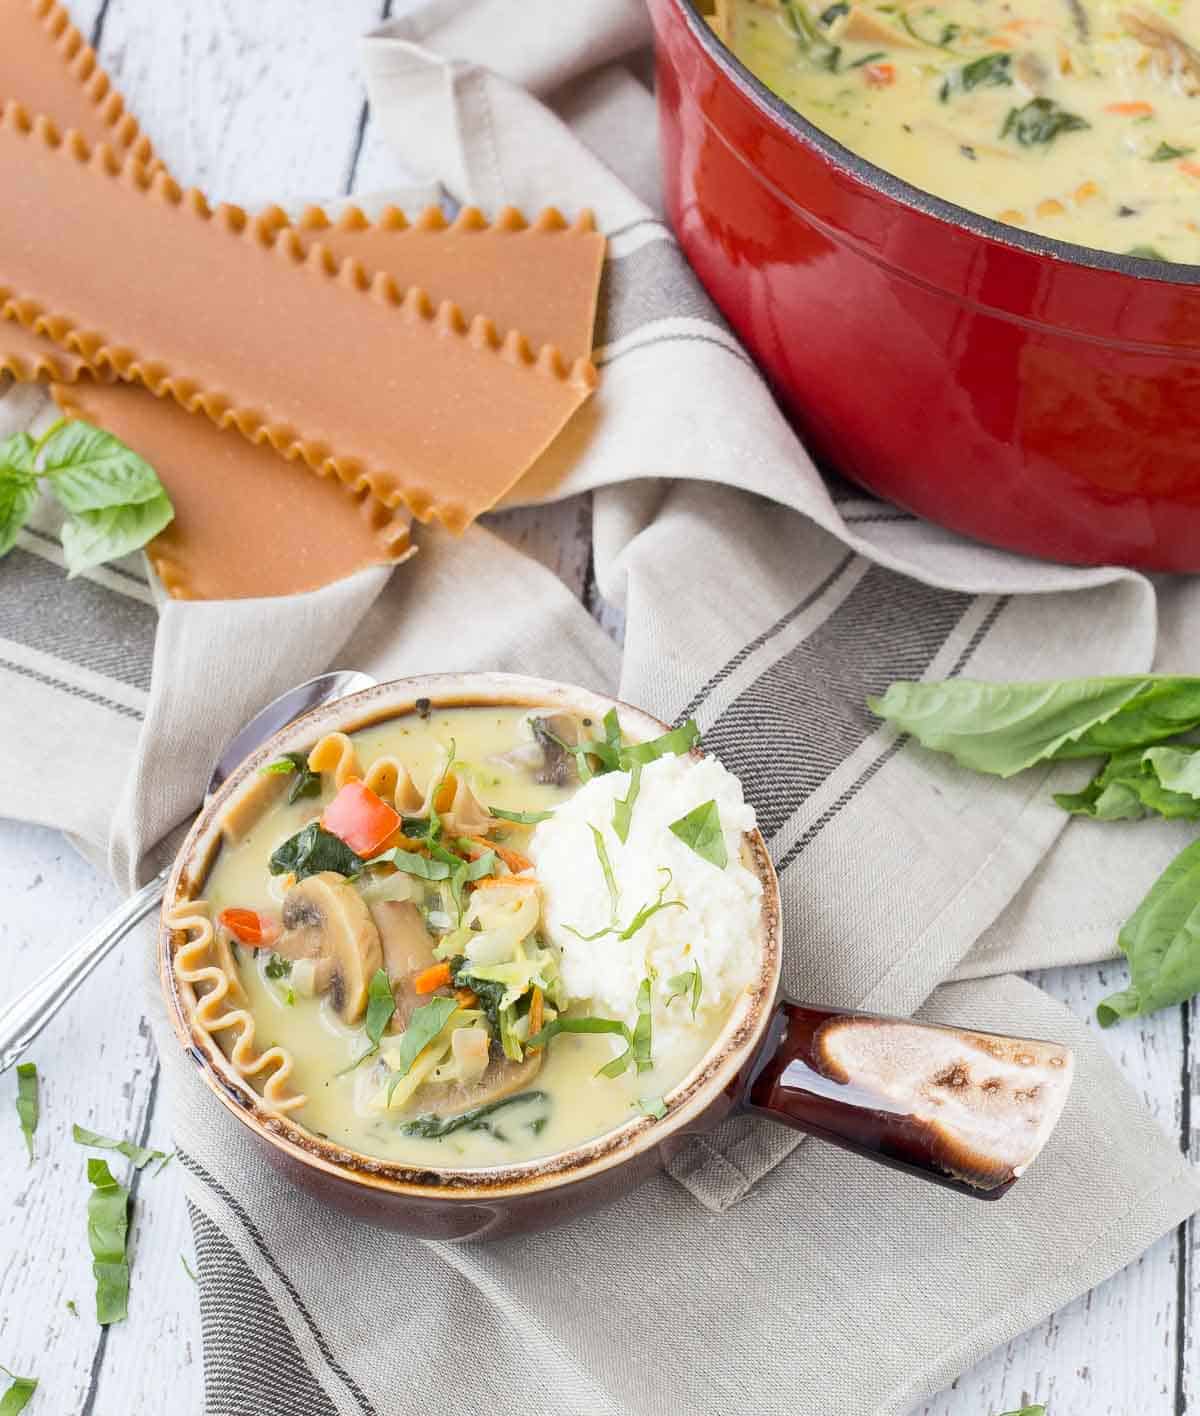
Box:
[633,1095,668,1120]
[1150,141,1193,162]
[666,965,703,1018]
[612,761,643,845]
[489,805,555,824]
[384,997,459,1104]
[260,750,322,804]
[588,825,621,925]
[73,1124,171,1173]
[269,822,364,880]
[86,1157,131,1325]
[631,977,653,1073]
[0,1368,37,1414]
[341,970,398,1073]
[565,868,686,943]
[15,1062,37,1164]
[620,718,700,767]
[528,1015,638,1077]
[669,799,728,868]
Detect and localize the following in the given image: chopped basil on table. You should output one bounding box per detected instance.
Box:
[86,1157,131,1325]
[269,822,364,880]
[73,1123,171,1173]
[669,798,728,868]
[15,1062,37,1164]
[260,750,322,804]
[0,1368,37,1415]
[385,997,460,1103]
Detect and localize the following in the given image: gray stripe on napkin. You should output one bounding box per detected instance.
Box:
[596,239,729,346]
[0,656,145,721]
[0,548,156,691]
[705,566,973,840]
[189,1203,342,1416]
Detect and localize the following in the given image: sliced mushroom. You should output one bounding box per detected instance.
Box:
[277,872,382,1023]
[410,1048,543,1118]
[1121,8,1200,92]
[368,899,440,1030]
[530,712,588,786]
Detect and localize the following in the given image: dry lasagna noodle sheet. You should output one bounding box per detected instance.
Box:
[0,1,605,596]
[0,102,598,526]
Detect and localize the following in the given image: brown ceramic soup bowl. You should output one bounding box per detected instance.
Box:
[160,672,1075,1241]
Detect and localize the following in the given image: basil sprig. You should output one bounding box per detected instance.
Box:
[15,1062,37,1164]
[0,419,174,575]
[86,1157,131,1325]
[269,823,364,880]
[261,751,322,804]
[0,1368,37,1415]
[74,1124,171,1173]
[385,997,459,1104]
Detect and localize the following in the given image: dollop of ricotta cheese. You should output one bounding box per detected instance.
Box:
[528,752,763,1061]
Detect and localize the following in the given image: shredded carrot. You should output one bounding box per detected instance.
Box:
[528,987,544,1039]
[433,773,458,814]
[454,987,479,1008]
[463,835,534,876]
[985,34,1016,48]
[1003,17,1038,31]
[218,908,279,948]
[413,962,452,994]
[862,61,895,86]
[1179,161,1200,179]
[1105,101,1154,116]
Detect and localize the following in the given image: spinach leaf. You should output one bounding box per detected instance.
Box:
[15,1062,37,1164]
[269,822,364,880]
[1054,746,1200,821]
[633,1095,668,1120]
[669,799,728,868]
[590,824,620,924]
[401,1089,549,1139]
[1150,141,1193,162]
[612,762,643,844]
[631,977,653,1073]
[620,718,700,767]
[665,966,703,1018]
[940,52,1011,100]
[367,846,451,881]
[385,997,459,1103]
[1001,97,1088,147]
[0,1369,37,1416]
[489,805,555,825]
[450,957,506,1036]
[260,751,322,804]
[74,1124,171,1173]
[86,1157,131,1324]
[1098,837,1200,1026]
[528,1015,637,1078]
[264,953,293,981]
[868,676,1200,777]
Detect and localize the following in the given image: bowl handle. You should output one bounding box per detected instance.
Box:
[739,999,1075,1199]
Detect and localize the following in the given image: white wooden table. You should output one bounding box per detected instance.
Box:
[0,4,1193,1413]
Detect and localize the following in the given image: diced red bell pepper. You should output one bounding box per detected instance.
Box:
[218,908,280,948]
[322,780,401,858]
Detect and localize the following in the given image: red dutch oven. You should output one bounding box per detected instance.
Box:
[647,0,1200,571]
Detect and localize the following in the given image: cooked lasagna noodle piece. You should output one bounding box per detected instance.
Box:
[721,0,1200,261]
[173,704,764,1168]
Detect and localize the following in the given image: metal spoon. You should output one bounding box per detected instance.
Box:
[0,668,376,1073]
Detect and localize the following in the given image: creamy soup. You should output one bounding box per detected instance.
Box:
[716,0,1200,261]
[173,703,763,1169]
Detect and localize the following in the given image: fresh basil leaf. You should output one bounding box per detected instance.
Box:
[385,997,460,1102]
[1143,745,1200,799]
[1150,141,1193,162]
[1055,746,1200,821]
[612,762,642,845]
[589,824,620,924]
[869,676,1200,778]
[546,728,621,781]
[15,1062,37,1164]
[260,751,322,804]
[632,977,653,1074]
[665,966,703,1018]
[401,1089,549,1139]
[343,969,398,1071]
[0,1368,37,1416]
[60,490,174,577]
[619,718,700,767]
[489,805,555,825]
[86,1157,130,1325]
[73,1123,170,1172]
[527,1015,637,1078]
[1001,97,1088,146]
[269,822,364,880]
[669,799,728,868]
[264,953,292,981]
[633,1095,668,1120]
[0,467,37,560]
[1098,837,1200,1026]
[41,420,165,511]
[367,846,451,881]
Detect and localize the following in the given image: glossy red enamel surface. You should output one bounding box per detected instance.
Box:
[648,0,1200,570]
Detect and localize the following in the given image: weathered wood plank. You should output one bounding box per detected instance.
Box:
[916,965,1183,1416]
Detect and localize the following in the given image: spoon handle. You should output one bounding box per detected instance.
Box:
[0,866,168,1073]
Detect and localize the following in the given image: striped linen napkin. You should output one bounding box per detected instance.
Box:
[2,2,1199,1412]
